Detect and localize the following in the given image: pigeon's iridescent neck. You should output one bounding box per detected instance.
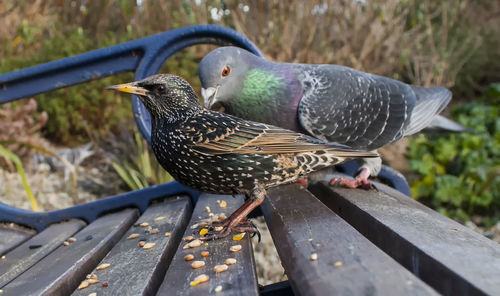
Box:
[231,65,302,132]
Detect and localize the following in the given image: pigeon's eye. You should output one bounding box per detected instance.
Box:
[222,66,231,77]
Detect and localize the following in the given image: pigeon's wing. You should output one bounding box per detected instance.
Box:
[297,65,416,150]
[185,111,377,158]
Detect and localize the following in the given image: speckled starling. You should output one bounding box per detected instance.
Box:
[107,74,377,240]
[199,47,470,188]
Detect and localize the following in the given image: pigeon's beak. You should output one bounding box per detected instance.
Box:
[201,86,219,109]
[106,83,149,96]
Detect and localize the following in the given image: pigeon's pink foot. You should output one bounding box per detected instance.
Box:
[295,178,308,188]
[329,168,374,190]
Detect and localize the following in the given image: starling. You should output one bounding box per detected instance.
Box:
[107,74,377,240]
[198,47,469,188]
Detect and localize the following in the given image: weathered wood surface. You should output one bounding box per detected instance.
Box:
[0,223,36,255]
[158,194,259,296]
[71,196,191,296]
[309,181,500,296]
[0,219,86,287]
[262,183,438,296]
[2,208,138,296]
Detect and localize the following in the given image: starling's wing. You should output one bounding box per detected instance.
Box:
[297,65,417,150]
[186,111,377,158]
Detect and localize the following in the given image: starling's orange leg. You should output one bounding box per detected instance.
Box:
[329,168,374,190]
[202,186,266,241]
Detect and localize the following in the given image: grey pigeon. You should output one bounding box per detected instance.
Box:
[198,46,465,188]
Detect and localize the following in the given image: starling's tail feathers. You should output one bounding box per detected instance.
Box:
[423,115,474,133]
[404,86,451,136]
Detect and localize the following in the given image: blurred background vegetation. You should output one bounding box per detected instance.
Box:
[0,0,499,226]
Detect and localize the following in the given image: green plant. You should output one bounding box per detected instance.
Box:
[408,84,500,225]
[111,131,173,190]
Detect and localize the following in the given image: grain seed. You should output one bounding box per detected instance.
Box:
[165,232,172,237]
[139,222,149,227]
[220,201,227,208]
[233,233,245,241]
[96,263,110,270]
[201,251,209,257]
[205,206,211,213]
[87,278,100,285]
[143,242,155,249]
[127,233,139,239]
[215,226,223,232]
[63,241,70,246]
[217,200,221,204]
[150,228,159,235]
[139,241,146,247]
[67,237,77,243]
[229,245,242,252]
[214,264,228,273]
[190,274,209,286]
[77,280,89,290]
[310,253,318,261]
[225,258,237,265]
[88,293,96,296]
[190,223,199,229]
[191,260,205,269]
[215,285,223,293]
[1,256,5,260]
[86,274,97,280]
[199,228,208,236]
[184,235,194,242]
[188,239,202,248]
[184,254,194,261]
[154,216,166,221]
[334,261,343,267]
[102,282,109,287]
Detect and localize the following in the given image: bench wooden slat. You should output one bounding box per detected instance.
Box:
[309,181,500,296]
[158,194,259,296]
[262,183,439,296]
[71,197,191,296]
[0,223,36,255]
[0,219,86,287]
[2,208,138,296]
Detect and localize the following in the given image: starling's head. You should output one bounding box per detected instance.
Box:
[199,46,259,111]
[107,74,202,122]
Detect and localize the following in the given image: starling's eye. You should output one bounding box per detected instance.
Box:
[157,85,165,92]
[222,66,231,77]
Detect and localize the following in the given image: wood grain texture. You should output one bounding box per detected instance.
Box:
[2,208,138,296]
[158,194,259,296]
[0,223,36,255]
[309,181,500,296]
[0,219,86,287]
[262,183,438,296]
[71,196,191,296]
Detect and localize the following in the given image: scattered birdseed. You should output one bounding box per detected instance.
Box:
[102,282,109,287]
[190,224,199,229]
[217,200,221,204]
[63,241,70,246]
[77,280,89,290]
[208,213,214,217]
[0,289,3,294]
[88,293,96,296]
[191,260,205,269]
[190,274,209,286]
[225,258,237,265]
[127,233,140,239]
[184,236,194,242]
[334,261,343,267]
[184,254,195,261]
[199,228,208,236]
[215,226,223,232]
[201,251,209,257]
[233,233,245,241]
[215,285,223,293]
[186,239,202,249]
[96,263,110,270]
[308,238,313,242]
[140,222,149,227]
[68,237,77,243]
[214,264,228,273]
[143,242,155,249]
[165,232,172,237]
[86,274,97,280]
[0,256,4,260]
[204,243,208,246]
[310,253,318,261]
[150,228,159,235]
[220,201,227,208]
[87,278,99,284]
[205,206,211,213]
[154,216,166,222]
[229,245,242,252]
[139,241,146,247]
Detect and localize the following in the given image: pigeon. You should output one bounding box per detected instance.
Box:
[107,74,377,239]
[198,46,465,188]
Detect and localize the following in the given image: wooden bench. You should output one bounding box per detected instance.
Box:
[1,25,499,295]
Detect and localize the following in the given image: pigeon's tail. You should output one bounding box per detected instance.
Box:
[403,86,451,136]
[423,115,474,133]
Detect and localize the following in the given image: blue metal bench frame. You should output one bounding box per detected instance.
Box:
[0,24,410,232]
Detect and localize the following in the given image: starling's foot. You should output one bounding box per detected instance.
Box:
[201,219,260,241]
[295,178,309,188]
[329,168,374,190]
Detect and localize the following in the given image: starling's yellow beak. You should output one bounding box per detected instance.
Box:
[106,83,149,96]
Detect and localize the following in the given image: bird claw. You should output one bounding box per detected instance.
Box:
[329,168,374,190]
[201,219,260,242]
